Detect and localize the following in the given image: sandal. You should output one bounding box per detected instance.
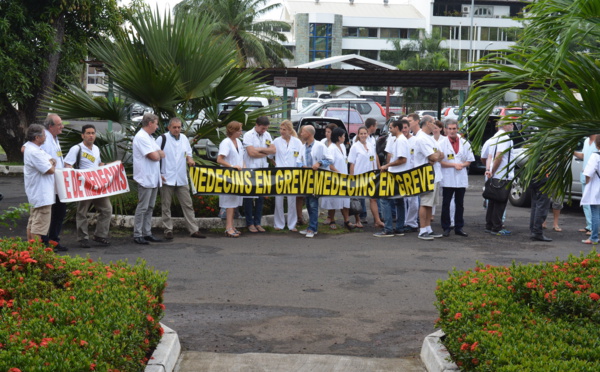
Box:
[92,236,111,246]
[553,226,562,232]
[323,219,333,225]
[290,228,298,232]
[582,239,598,245]
[329,223,337,230]
[256,225,266,233]
[344,221,356,230]
[579,228,590,233]
[225,229,240,238]
[248,225,258,233]
[356,222,364,228]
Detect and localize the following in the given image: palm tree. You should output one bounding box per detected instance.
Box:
[465,0,600,201]
[47,8,275,162]
[175,0,293,67]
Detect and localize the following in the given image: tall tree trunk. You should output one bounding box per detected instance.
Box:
[0,95,27,163]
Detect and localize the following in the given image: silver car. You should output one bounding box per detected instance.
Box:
[291,98,386,131]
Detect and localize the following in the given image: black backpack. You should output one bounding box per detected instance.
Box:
[376,134,388,165]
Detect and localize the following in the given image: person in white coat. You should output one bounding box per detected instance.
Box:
[217,121,246,238]
[439,119,474,237]
[156,118,206,240]
[272,120,304,231]
[580,135,600,245]
[321,127,356,230]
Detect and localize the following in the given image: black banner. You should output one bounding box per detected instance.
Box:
[189,164,434,198]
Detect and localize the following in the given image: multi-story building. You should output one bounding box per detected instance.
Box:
[275,0,525,67]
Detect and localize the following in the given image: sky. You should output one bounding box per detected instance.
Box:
[121,0,283,19]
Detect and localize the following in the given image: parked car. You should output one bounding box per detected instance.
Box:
[318,108,364,139]
[291,97,322,115]
[415,110,438,119]
[498,107,523,118]
[291,98,386,131]
[293,117,347,143]
[217,97,269,119]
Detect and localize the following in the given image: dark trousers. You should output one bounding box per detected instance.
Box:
[243,197,265,227]
[43,195,66,244]
[529,184,551,235]
[441,187,465,231]
[485,198,508,232]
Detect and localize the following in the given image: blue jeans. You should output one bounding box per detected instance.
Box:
[591,205,600,243]
[359,198,367,220]
[306,195,319,233]
[383,198,405,233]
[243,197,264,226]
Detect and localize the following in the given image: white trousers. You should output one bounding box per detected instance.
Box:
[274,195,297,230]
[404,196,419,228]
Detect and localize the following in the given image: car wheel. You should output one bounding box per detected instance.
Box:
[509,173,531,207]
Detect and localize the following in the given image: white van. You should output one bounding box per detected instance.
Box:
[291,98,322,115]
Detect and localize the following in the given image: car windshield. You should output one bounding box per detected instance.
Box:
[505,109,523,115]
[298,102,321,114]
[323,110,363,124]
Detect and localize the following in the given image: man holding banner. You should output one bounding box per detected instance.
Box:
[64,124,112,248]
[299,125,332,238]
[242,116,276,233]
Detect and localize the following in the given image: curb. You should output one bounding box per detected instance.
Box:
[0,166,24,175]
[145,323,181,372]
[420,330,460,372]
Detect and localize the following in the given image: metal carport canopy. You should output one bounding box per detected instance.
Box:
[245,68,492,89]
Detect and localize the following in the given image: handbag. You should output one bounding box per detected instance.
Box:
[349,198,362,216]
[482,138,511,203]
[482,178,510,203]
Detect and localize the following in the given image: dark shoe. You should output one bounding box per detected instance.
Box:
[531,234,552,242]
[143,235,162,243]
[442,229,451,237]
[54,244,68,252]
[429,231,443,238]
[404,226,419,233]
[92,236,111,246]
[164,231,174,240]
[79,240,90,248]
[190,231,206,239]
[455,230,469,237]
[133,237,149,245]
[393,229,405,236]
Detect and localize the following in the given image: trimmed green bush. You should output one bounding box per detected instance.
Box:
[436,250,600,371]
[0,238,167,371]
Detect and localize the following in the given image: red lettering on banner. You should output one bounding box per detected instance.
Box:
[103,166,114,193]
[63,172,73,199]
[119,164,127,190]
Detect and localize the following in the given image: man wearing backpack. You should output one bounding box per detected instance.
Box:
[64,124,113,248]
[156,117,206,240]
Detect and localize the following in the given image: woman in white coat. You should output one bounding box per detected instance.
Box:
[581,135,600,245]
[272,120,304,231]
[217,121,245,238]
[321,127,356,230]
[348,126,384,228]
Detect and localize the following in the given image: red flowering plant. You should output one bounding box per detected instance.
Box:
[435,250,600,371]
[0,238,167,371]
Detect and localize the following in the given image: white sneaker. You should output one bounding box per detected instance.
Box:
[306,230,315,238]
[299,229,308,235]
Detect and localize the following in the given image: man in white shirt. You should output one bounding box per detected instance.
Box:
[242,116,276,233]
[40,114,68,251]
[357,118,379,223]
[23,124,56,244]
[439,119,474,237]
[413,115,444,240]
[64,124,113,248]
[374,119,410,238]
[484,121,515,236]
[402,119,419,232]
[132,113,165,244]
[157,118,205,240]
[299,125,333,238]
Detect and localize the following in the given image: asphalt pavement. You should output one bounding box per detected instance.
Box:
[0,174,590,371]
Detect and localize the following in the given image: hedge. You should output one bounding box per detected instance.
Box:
[0,238,167,371]
[435,250,600,371]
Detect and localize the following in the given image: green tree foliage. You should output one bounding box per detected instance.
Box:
[381,30,457,109]
[174,0,293,67]
[0,0,131,162]
[465,0,600,201]
[48,9,274,163]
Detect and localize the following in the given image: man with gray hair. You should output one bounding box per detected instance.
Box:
[23,124,57,244]
[132,113,165,244]
[40,114,68,251]
[156,117,206,240]
[413,115,444,240]
[439,118,474,237]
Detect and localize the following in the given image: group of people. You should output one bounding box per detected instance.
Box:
[23,111,599,245]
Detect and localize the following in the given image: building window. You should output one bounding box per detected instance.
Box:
[343,27,378,38]
[360,50,378,60]
[380,28,417,39]
[87,66,106,85]
[310,23,332,62]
